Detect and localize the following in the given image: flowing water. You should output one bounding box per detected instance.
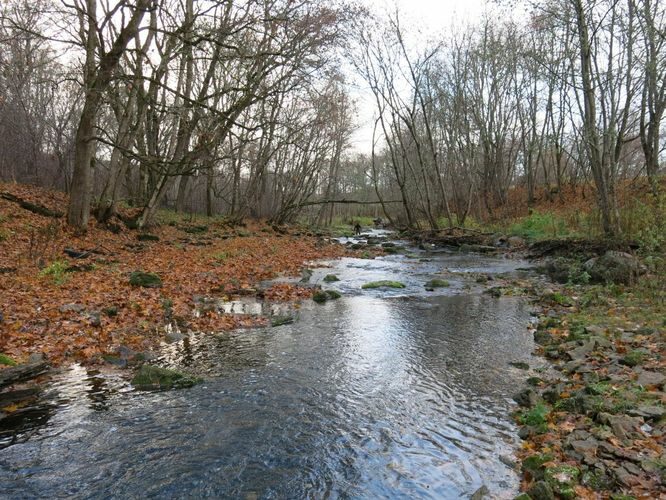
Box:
[0,237,538,499]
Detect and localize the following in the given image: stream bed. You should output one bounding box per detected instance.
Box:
[0,238,539,499]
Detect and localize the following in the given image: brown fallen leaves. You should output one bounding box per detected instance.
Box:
[0,182,347,365]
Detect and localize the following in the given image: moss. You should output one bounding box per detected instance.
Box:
[620,349,647,367]
[527,376,544,386]
[325,290,342,300]
[544,465,580,499]
[509,361,530,370]
[102,306,119,317]
[518,403,549,426]
[0,353,17,366]
[361,280,406,289]
[131,364,201,390]
[323,274,340,282]
[129,271,162,288]
[312,291,329,303]
[424,279,450,288]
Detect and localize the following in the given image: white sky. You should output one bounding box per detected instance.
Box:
[347,0,496,153]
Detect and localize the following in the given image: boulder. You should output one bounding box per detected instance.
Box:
[583,251,645,285]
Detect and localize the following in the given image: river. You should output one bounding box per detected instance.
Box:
[0,235,537,499]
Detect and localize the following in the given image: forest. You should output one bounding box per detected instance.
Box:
[0,0,662,236]
[0,0,664,498]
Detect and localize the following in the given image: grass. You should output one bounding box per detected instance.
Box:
[39,260,69,285]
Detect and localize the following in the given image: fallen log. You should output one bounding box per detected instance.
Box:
[0,362,50,389]
[0,192,63,218]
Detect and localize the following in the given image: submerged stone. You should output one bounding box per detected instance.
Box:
[131,364,202,390]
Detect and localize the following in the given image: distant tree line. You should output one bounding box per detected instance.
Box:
[0,0,663,236]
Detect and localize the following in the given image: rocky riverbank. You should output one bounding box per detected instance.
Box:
[510,250,665,498]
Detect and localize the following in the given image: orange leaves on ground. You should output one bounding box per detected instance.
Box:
[0,183,347,365]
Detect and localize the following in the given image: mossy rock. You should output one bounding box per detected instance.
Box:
[362,280,406,289]
[129,271,162,288]
[271,316,295,327]
[131,365,201,390]
[0,353,17,366]
[137,233,160,242]
[313,290,342,303]
[323,274,340,282]
[425,279,450,288]
[544,465,580,499]
[509,361,530,370]
[382,246,399,254]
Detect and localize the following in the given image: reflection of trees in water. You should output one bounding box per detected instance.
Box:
[160,330,272,376]
[0,402,55,449]
[387,294,531,397]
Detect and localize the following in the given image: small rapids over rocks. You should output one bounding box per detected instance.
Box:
[0,232,540,499]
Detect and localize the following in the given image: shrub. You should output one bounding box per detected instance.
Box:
[39,260,69,285]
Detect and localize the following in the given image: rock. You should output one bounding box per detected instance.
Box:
[59,303,85,313]
[583,251,645,285]
[527,480,555,500]
[323,274,340,282]
[300,268,313,283]
[129,271,162,288]
[597,413,642,440]
[87,311,101,327]
[627,405,666,421]
[28,352,46,364]
[470,484,489,500]
[634,368,665,387]
[131,365,202,390]
[514,388,539,408]
[509,361,530,370]
[567,438,599,461]
[507,236,526,248]
[584,325,606,336]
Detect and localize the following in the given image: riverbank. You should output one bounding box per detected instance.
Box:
[0,183,349,366]
[511,263,665,499]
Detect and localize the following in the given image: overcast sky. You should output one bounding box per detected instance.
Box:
[348,0,496,153]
